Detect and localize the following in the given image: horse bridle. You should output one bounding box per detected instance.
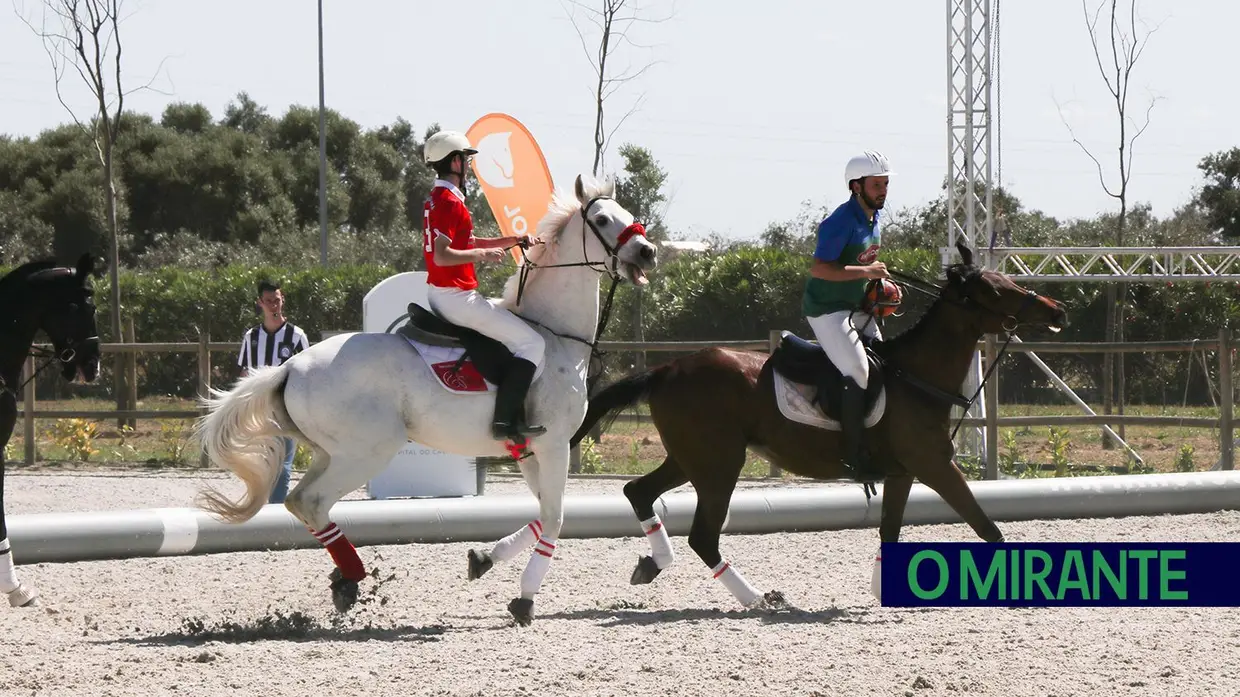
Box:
[1,276,100,398]
[510,195,648,374]
[0,333,98,399]
[886,268,1050,439]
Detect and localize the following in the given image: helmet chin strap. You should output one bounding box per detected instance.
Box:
[455,153,469,198]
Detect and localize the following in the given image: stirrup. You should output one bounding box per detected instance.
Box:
[491,421,547,440]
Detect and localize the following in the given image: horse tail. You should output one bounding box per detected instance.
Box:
[193,365,294,524]
[570,364,671,448]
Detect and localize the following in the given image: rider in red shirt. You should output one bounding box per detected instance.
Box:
[421,130,546,441]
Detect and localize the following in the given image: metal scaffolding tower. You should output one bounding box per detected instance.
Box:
[946,0,994,268]
[946,0,994,462]
[941,0,1240,478]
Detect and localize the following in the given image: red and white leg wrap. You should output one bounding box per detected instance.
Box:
[640,514,675,569]
[711,558,761,608]
[492,520,542,563]
[519,535,557,599]
[312,523,366,582]
[0,538,19,594]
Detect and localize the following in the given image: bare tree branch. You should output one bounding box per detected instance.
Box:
[562,0,672,176]
[603,93,646,156]
[1054,95,1118,199]
[1123,93,1160,183]
[1083,0,1119,99]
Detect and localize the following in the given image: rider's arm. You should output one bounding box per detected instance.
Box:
[808,217,880,281]
[429,198,499,266]
[433,234,499,266]
[810,258,876,282]
[473,236,521,250]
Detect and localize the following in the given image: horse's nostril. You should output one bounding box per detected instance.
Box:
[639,245,656,261]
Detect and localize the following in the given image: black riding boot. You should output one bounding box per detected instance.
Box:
[491,358,547,440]
[839,376,880,481]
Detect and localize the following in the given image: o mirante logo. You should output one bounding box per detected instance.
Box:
[879,542,1238,607]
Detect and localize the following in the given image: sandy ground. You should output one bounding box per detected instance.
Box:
[2,470,1239,697]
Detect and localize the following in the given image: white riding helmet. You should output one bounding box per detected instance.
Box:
[844,150,895,186]
[423,130,478,164]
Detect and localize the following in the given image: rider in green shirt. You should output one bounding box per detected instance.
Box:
[802,151,895,481]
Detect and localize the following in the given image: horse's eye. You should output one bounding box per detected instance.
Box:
[595,215,609,226]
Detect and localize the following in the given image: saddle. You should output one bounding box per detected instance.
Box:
[768,330,886,424]
[396,303,515,386]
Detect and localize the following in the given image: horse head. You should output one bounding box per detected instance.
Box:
[943,240,1069,335]
[571,174,658,286]
[25,253,102,382]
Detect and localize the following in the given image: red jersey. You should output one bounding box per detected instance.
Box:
[422,181,478,290]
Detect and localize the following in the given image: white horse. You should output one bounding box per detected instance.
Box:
[193,175,657,625]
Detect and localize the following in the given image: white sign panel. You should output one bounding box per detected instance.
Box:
[362,272,479,499]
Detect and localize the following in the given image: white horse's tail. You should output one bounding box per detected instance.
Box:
[193,365,294,524]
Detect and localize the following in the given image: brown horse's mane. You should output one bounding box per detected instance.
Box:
[876,262,981,356]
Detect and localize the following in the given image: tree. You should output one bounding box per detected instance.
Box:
[610,142,671,371]
[1196,148,1240,239]
[221,91,273,137]
[564,0,670,176]
[613,143,668,241]
[1058,0,1159,447]
[20,0,160,423]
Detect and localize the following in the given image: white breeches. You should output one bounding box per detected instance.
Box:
[427,286,545,366]
[807,310,883,388]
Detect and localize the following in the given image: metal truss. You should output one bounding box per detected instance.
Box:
[986,247,1240,283]
[945,0,993,267]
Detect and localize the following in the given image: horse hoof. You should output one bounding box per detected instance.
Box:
[629,555,662,585]
[7,584,38,608]
[758,590,791,612]
[508,597,534,626]
[468,549,494,581]
[329,569,360,613]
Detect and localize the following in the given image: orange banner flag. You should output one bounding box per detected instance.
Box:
[466,113,556,264]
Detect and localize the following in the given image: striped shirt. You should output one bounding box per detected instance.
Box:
[237,322,310,371]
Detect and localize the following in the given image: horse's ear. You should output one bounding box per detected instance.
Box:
[75,252,94,279]
[574,174,586,205]
[604,175,616,198]
[956,240,974,267]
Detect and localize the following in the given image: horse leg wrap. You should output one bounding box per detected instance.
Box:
[492,520,542,564]
[711,558,762,608]
[0,538,19,594]
[312,524,366,582]
[640,515,675,569]
[519,535,557,599]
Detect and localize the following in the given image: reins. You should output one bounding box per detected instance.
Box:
[882,267,1044,441]
[507,195,645,382]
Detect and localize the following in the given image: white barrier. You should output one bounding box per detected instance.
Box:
[8,471,1240,564]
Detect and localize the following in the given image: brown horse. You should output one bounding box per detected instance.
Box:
[569,242,1068,608]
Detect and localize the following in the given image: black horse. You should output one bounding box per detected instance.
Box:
[1,254,102,607]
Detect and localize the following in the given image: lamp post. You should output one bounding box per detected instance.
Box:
[317,0,328,266]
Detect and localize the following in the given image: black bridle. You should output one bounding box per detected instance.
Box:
[884,267,1049,440]
[2,267,100,399]
[510,195,648,374]
[0,338,97,398]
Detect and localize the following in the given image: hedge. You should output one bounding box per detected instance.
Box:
[6,247,1237,405]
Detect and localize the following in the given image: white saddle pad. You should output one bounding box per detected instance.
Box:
[400,335,544,396]
[772,371,887,431]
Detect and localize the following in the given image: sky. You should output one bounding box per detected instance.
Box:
[2,0,1237,243]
